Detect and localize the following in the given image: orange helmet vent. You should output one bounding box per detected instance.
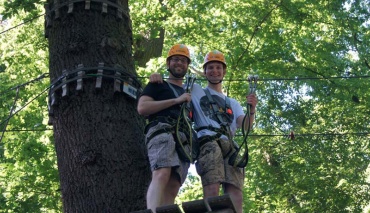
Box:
[167,44,191,61]
[203,50,226,68]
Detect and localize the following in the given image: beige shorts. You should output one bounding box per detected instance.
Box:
[195,139,244,190]
[146,122,190,184]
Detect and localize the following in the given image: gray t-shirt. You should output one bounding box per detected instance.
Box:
[191,83,244,139]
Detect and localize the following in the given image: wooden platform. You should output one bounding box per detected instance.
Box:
[182,194,236,213]
[131,194,236,213]
[157,204,182,213]
[130,209,153,213]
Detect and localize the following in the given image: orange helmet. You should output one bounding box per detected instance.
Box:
[203,50,226,68]
[167,44,191,62]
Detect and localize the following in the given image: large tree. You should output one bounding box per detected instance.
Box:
[44,0,152,211]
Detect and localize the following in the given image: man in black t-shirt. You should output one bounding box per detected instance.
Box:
[137,44,192,212]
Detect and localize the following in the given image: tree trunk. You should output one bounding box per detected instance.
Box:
[45,0,150,212]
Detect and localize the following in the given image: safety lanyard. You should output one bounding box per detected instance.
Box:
[166,76,197,163]
[229,75,258,168]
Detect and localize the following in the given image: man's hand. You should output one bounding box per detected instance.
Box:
[176,93,192,104]
[246,93,258,111]
[149,73,163,83]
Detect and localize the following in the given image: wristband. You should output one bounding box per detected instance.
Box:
[250,112,255,115]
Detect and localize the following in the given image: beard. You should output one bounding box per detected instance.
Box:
[168,66,187,78]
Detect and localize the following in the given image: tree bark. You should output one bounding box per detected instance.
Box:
[45,0,150,212]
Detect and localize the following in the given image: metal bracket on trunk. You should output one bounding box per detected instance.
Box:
[76,64,85,91]
[47,63,142,123]
[95,62,104,89]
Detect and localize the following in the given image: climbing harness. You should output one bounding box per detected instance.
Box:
[174,74,197,163]
[196,88,235,158]
[144,75,196,163]
[144,116,177,142]
[229,75,258,168]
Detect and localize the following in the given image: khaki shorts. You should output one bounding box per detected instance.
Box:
[146,122,190,184]
[195,139,244,190]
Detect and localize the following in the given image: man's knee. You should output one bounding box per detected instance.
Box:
[152,168,171,183]
[224,184,243,200]
[204,183,220,197]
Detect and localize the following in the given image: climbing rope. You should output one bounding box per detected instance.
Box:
[229,75,258,167]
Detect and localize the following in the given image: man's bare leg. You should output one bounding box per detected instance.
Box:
[162,173,181,205]
[203,183,220,198]
[146,168,171,212]
[224,183,243,213]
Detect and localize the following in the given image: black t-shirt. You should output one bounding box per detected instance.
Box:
[141,81,185,121]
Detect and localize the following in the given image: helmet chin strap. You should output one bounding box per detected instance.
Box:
[167,68,186,78]
[208,79,223,84]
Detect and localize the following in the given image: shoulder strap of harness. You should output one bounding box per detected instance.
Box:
[225,95,231,112]
[166,80,180,97]
[167,80,194,120]
[203,88,233,140]
[204,88,232,125]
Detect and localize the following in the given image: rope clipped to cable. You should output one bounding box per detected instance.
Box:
[229,75,258,168]
[175,73,197,163]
